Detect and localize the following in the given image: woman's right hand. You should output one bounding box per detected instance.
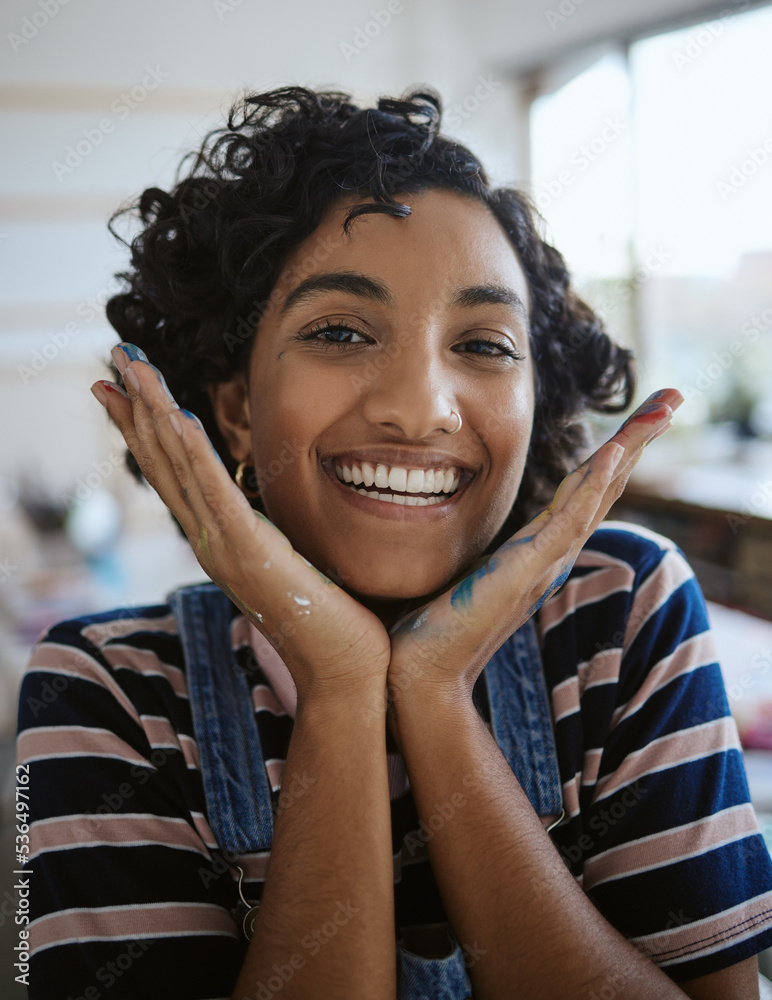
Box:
[91,343,392,705]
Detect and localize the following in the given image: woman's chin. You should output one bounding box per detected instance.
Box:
[338,565,453,606]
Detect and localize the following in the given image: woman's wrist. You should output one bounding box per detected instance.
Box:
[293,673,389,725]
[387,674,479,750]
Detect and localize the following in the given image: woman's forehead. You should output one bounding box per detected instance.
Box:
[275,188,531,314]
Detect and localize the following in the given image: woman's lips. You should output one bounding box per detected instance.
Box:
[322,462,472,522]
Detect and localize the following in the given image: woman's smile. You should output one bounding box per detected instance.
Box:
[214,188,536,606]
[320,452,475,519]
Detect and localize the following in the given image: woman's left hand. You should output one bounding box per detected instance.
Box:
[385,388,683,712]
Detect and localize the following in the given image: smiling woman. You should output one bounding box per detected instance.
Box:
[16,85,772,1000]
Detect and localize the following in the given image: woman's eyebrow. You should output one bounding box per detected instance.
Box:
[279,270,528,322]
[280,271,394,315]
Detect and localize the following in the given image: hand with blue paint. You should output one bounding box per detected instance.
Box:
[384,387,683,712]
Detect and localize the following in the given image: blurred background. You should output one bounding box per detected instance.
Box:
[2,0,772,991]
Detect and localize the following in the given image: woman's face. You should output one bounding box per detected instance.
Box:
[242,188,534,606]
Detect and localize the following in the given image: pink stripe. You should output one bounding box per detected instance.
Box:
[252,685,286,715]
[141,716,200,770]
[552,675,578,723]
[584,803,759,890]
[81,613,178,649]
[100,644,187,698]
[31,902,237,954]
[551,650,622,724]
[611,632,718,730]
[265,758,284,790]
[622,549,693,652]
[32,813,210,857]
[231,852,271,881]
[17,726,148,766]
[190,811,218,849]
[578,648,621,692]
[582,748,603,787]
[562,773,581,819]
[631,888,772,965]
[26,643,141,726]
[539,562,632,635]
[247,620,297,718]
[593,716,739,803]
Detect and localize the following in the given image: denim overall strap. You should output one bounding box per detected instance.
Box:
[395,616,562,999]
[483,616,563,817]
[170,583,559,999]
[168,582,274,853]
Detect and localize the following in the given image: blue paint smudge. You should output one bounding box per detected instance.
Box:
[450,557,498,611]
[498,533,535,555]
[526,562,573,617]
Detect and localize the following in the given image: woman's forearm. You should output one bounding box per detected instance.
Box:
[390,687,690,1000]
[231,685,395,1000]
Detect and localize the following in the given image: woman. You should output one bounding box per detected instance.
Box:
[17,86,772,999]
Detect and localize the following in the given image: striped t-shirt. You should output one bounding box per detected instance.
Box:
[16,522,772,998]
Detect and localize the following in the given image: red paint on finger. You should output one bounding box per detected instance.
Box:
[633,404,672,424]
[99,380,129,398]
[91,383,108,406]
[620,402,672,430]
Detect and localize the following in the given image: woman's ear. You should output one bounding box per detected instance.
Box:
[208,375,252,463]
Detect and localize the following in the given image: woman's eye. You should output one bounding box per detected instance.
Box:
[458,338,521,359]
[298,323,369,348]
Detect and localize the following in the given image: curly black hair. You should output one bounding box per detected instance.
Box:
[106,84,634,539]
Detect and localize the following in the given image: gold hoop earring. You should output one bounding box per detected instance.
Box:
[447,410,462,435]
[235,460,261,498]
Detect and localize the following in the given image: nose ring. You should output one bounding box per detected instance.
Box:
[446,410,462,435]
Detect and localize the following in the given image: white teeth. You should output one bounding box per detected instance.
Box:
[388,466,407,492]
[352,487,445,506]
[333,460,465,497]
[405,468,425,494]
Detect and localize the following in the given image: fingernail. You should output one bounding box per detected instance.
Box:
[121,343,148,363]
[124,366,140,390]
[111,342,147,375]
[180,409,199,424]
[91,383,108,406]
[608,442,625,473]
[98,379,129,399]
[169,410,183,436]
[111,344,127,375]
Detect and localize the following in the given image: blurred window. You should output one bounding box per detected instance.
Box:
[529,4,772,476]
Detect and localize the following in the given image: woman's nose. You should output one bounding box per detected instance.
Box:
[359,349,459,439]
